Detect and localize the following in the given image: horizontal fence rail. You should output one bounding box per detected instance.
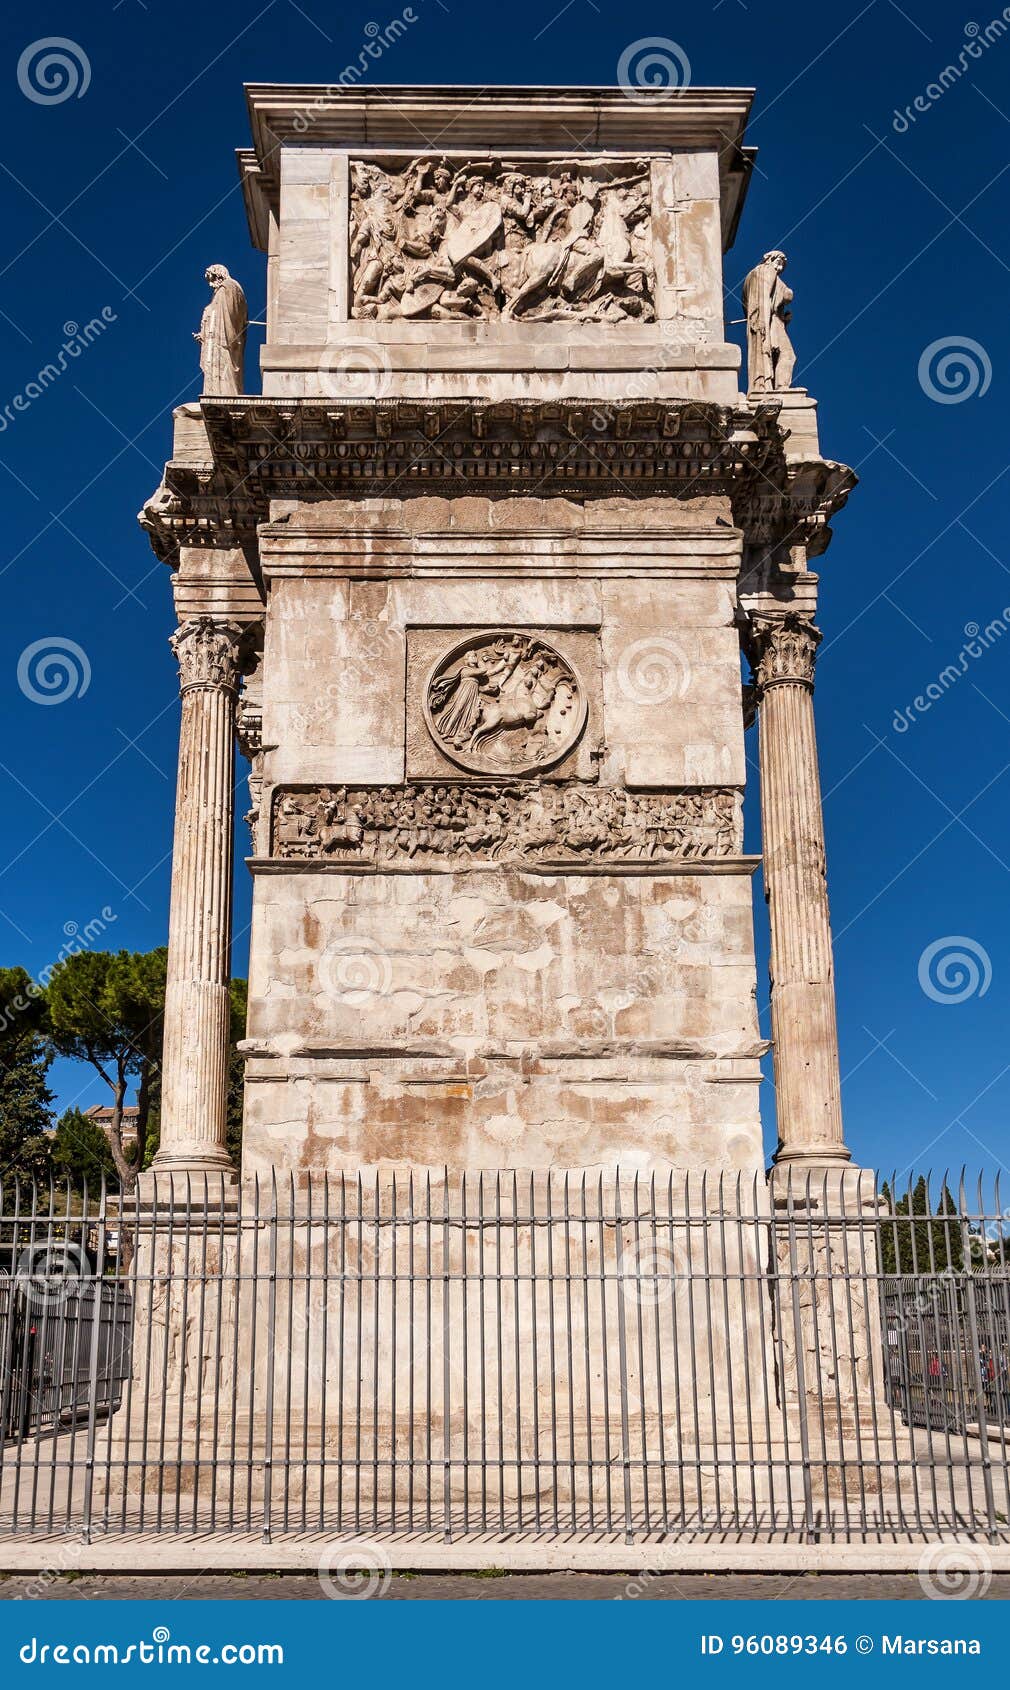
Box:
[0,1170,1008,1546]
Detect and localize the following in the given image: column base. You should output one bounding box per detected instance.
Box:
[772,1144,851,1167]
[138,1156,238,1210]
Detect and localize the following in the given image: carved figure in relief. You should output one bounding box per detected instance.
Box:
[274,791,317,856]
[426,634,584,774]
[271,783,741,864]
[468,648,558,750]
[742,250,797,393]
[194,265,247,395]
[319,789,366,854]
[430,645,506,748]
[350,159,655,323]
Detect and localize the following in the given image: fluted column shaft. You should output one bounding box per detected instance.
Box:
[753,616,848,1164]
[153,619,244,1179]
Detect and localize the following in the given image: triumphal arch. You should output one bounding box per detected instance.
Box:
[141,85,856,1189]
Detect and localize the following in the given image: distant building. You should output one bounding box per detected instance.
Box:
[83,1104,139,1150]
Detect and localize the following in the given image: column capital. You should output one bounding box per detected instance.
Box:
[748,613,821,696]
[170,618,245,695]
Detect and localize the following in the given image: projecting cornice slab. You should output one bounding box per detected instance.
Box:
[139,395,853,570]
[240,83,756,253]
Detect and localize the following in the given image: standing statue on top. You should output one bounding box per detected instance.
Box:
[743,250,796,393]
[194,264,247,395]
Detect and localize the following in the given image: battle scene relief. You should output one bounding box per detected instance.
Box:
[350,157,655,323]
[270,783,742,866]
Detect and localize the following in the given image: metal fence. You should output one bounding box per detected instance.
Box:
[0,1170,1009,1546]
[883,1274,1010,1436]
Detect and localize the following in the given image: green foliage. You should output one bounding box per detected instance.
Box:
[226,977,248,1165]
[46,949,166,1186]
[0,965,55,1186]
[879,1177,964,1274]
[0,951,248,1187]
[50,1107,115,1189]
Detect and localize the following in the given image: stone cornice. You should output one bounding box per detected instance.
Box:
[249,856,761,879]
[140,397,854,572]
[181,393,781,502]
[243,84,756,251]
[735,455,857,564]
[236,147,270,253]
[258,523,743,582]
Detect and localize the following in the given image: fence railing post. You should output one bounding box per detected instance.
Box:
[442,1171,451,1543]
[261,1174,278,1544]
[80,1179,108,1544]
[613,1173,634,1545]
[780,1176,817,1541]
[959,1186,998,1540]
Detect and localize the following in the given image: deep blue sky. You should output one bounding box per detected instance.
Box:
[1,0,1007,1179]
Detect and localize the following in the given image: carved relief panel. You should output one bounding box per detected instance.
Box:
[423,632,587,776]
[406,627,601,782]
[270,782,742,866]
[350,157,655,324]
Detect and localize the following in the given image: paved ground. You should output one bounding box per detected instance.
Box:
[4,1572,1010,1600]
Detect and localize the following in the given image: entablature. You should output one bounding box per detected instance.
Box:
[140,394,853,576]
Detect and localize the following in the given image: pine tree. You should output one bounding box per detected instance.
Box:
[878,1177,965,1274]
[45,949,166,1191]
[0,965,55,1187]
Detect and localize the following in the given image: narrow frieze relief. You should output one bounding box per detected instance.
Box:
[269,783,743,867]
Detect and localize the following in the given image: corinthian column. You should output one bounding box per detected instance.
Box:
[751,614,849,1165]
[150,618,245,1188]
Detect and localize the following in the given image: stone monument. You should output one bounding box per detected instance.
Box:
[140,84,856,1189]
[126,83,876,1532]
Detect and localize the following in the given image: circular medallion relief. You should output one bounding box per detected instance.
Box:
[424,632,587,776]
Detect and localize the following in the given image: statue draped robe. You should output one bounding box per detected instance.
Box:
[199,277,247,395]
[742,259,796,394]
